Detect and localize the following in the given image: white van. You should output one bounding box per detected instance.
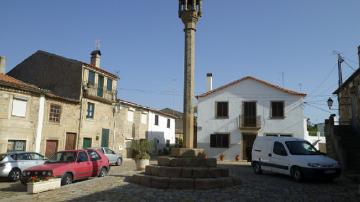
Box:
[251,136,341,182]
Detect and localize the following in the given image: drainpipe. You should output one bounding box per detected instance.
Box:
[35,94,45,153]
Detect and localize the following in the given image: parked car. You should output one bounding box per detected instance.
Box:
[91,147,122,166]
[21,149,110,185]
[251,136,341,182]
[0,152,46,181]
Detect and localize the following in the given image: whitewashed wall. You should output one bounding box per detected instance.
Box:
[147,111,175,152]
[197,78,305,160]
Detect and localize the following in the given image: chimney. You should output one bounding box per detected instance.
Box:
[90,50,101,68]
[358,45,360,69]
[207,73,213,91]
[0,56,5,74]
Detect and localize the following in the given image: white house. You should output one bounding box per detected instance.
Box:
[147,110,176,153]
[196,75,306,161]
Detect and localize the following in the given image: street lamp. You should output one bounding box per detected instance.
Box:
[327,97,334,109]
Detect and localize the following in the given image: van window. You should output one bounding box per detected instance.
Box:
[273,142,287,156]
[285,141,319,155]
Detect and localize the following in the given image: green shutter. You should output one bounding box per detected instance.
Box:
[101,128,110,147]
[83,138,92,149]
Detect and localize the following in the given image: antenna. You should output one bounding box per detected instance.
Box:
[95,39,101,50]
[281,72,285,87]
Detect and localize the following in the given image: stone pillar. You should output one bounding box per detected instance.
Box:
[182,16,197,148]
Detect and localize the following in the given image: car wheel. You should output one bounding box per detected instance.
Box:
[61,173,73,185]
[292,167,303,182]
[116,158,122,166]
[98,167,107,177]
[8,168,21,182]
[253,162,262,174]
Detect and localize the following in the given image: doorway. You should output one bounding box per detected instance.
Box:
[45,140,58,158]
[101,128,110,147]
[83,138,92,149]
[242,133,257,161]
[65,133,77,150]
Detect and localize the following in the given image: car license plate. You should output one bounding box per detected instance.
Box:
[325,170,336,174]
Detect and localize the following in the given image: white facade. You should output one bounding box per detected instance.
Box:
[197,77,306,161]
[147,111,176,153]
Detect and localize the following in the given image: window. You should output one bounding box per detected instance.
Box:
[16,153,31,160]
[30,153,44,160]
[7,140,26,152]
[49,104,61,123]
[77,151,89,162]
[12,98,27,117]
[154,114,159,125]
[97,75,104,97]
[87,102,95,119]
[271,101,284,118]
[86,150,101,161]
[273,142,287,156]
[216,102,228,118]
[127,110,134,122]
[210,133,230,148]
[105,148,115,154]
[141,113,147,124]
[167,119,171,128]
[107,78,113,91]
[88,70,95,85]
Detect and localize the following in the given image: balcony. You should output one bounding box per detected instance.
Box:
[83,82,116,103]
[238,115,261,130]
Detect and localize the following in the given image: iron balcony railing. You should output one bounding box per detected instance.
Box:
[238,115,261,130]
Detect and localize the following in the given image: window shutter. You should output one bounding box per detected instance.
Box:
[12,98,27,117]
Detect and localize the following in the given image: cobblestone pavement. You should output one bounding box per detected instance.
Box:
[0,160,359,202]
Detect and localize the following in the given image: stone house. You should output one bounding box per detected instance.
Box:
[196,75,306,161]
[0,72,79,156]
[7,50,119,156]
[325,45,360,174]
[116,99,150,158]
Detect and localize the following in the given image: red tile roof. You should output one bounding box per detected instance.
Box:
[0,73,42,93]
[196,76,306,99]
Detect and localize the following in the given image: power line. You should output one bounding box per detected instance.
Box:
[309,62,337,95]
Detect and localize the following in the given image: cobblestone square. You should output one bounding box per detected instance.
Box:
[0,160,359,202]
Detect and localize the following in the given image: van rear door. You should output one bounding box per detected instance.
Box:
[252,138,272,172]
[269,141,290,175]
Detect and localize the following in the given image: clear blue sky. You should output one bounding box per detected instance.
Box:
[1,0,360,123]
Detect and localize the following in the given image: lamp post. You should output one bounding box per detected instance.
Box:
[179,0,202,149]
[327,97,334,110]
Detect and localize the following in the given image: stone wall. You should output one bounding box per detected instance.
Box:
[0,88,40,153]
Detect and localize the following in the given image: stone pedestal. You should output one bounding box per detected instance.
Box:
[130,156,241,190]
[170,148,204,157]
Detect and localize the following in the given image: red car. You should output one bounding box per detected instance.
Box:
[21,149,110,185]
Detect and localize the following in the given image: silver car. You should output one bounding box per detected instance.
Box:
[91,148,122,166]
[0,152,46,181]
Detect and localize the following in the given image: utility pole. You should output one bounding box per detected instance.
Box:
[337,54,344,87]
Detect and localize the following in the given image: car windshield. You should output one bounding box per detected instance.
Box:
[285,141,320,155]
[47,152,77,163]
[0,154,6,161]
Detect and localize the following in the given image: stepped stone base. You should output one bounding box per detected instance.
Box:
[130,155,241,190]
[171,148,204,157]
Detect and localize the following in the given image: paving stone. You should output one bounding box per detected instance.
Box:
[192,168,209,178]
[169,178,194,189]
[206,158,217,167]
[158,157,171,166]
[194,178,223,190]
[139,175,152,187]
[157,167,182,178]
[151,176,169,189]
[221,177,234,187]
[208,168,223,178]
[181,167,193,178]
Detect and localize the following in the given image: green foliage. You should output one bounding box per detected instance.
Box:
[130,139,152,160]
[175,137,183,148]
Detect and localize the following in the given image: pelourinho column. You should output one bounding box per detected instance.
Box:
[179,0,202,149]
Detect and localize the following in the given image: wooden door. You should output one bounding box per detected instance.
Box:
[45,140,58,158]
[243,102,256,127]
[83,138,92,149]
[65,133,77,150]
[101,129,109,147]
[242,134,256,161]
